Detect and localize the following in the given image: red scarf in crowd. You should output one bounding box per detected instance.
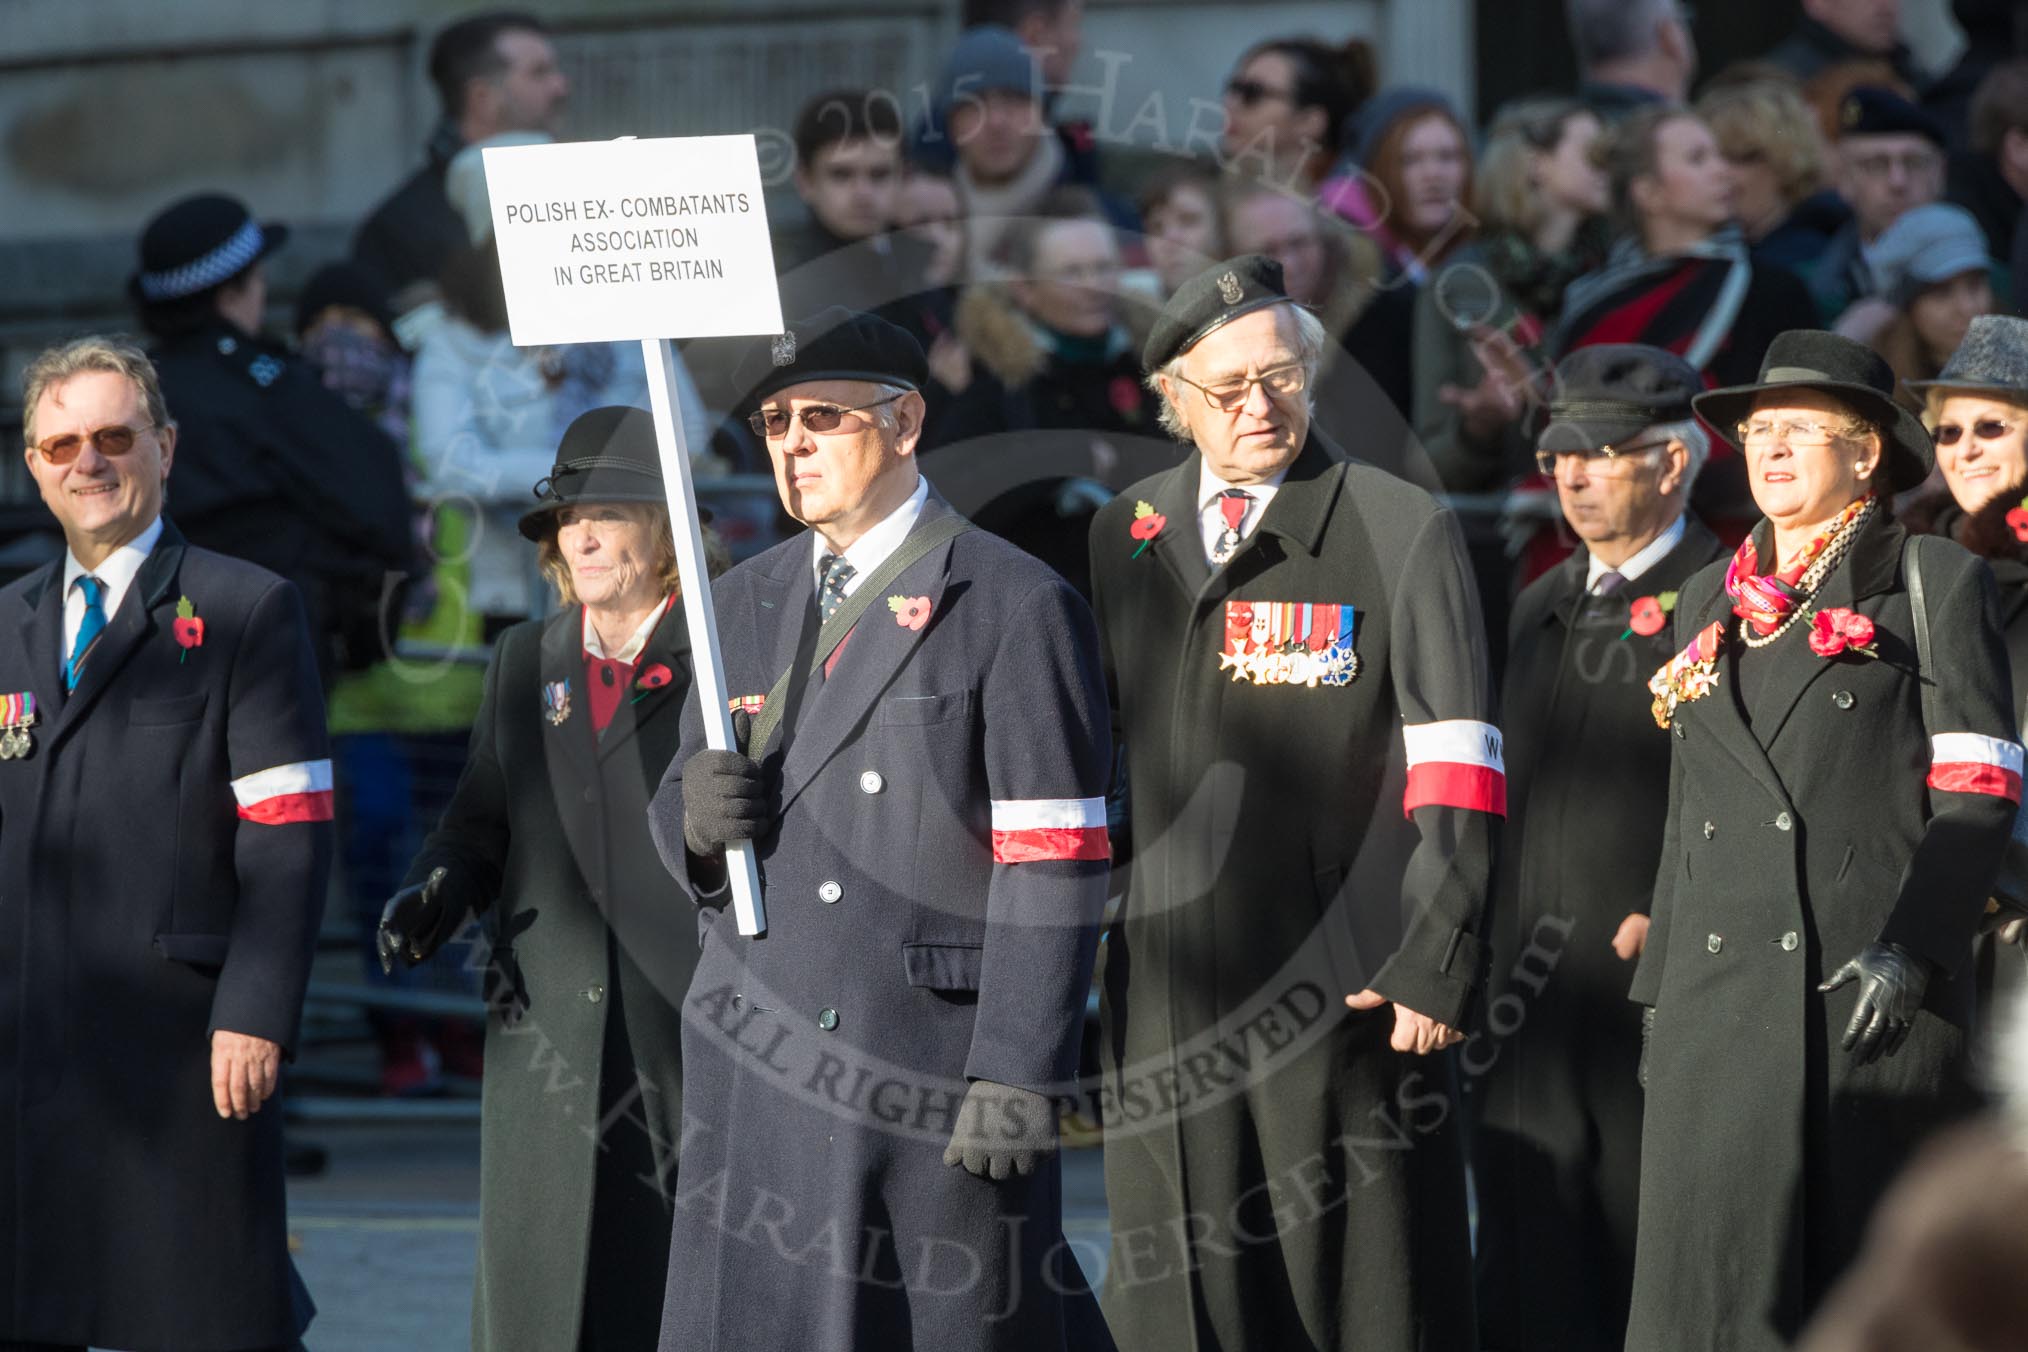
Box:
[1723,494,1872,637]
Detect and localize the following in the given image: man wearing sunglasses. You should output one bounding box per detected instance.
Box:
[0,336,330,1350]
[1474,345,1725,1352]
[646,307,1115,1348]
[1087,254,1498,1352]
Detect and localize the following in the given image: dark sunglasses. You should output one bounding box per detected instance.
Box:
[30,422,155,465]
[1225,78,1294,109]
[747,393,904,440]
[1934,419,2017,446]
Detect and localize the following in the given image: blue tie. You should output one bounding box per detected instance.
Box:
[67,575,107,691]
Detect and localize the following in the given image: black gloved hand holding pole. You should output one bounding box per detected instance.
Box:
[682,709,768,861]
[1818,941,1931,1066]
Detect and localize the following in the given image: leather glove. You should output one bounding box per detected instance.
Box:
[1818,941,1931,1066]
[376,866,459,975]
[682,710,767,857]
[1638,1005,1655,1089]
[943,1080,1058,1181]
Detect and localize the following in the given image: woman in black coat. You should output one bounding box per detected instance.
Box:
[378,406,707,1352]
[1627,333,2021,1351]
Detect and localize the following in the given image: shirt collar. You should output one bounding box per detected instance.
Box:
[1196,460,1289,514]
[1586,513,1687,590]
[582,594,672,663]
[812,472,929,584]
[64,514,163,598]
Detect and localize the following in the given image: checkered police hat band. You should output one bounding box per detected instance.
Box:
[138,219,265,302]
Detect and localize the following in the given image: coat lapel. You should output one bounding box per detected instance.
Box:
[1146,455,1212,598]
[538,607,600,793]
[597,599,694,762]
[13,562,65,720]
[1748,510,1903,750]
[50,529,185,745]
[1674,559,1793,810]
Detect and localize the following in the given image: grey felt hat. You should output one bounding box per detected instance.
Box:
[1905,315,2028,398]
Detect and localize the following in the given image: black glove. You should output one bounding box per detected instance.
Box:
[1638,1005,1655,1089]
[376,866,458,975]
[1818,941,1931,1065]
[943,1080,1058,1181]
[682,710,767,858]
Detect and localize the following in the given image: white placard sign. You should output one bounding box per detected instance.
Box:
[484,134,783,936]
[483,133,783,346]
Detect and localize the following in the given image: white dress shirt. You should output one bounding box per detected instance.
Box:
[1196,460,1288,564]
[582,594,672,662]
[1584,514,1687,594]
[63,515,164,661]
[811,473,929,600]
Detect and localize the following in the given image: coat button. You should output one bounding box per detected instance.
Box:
[859,770,884,794]
[584,985,604,1003]
[1703,821,1716,840]
[1775,812,1793,831]
[1780,931,1799,951]
[1707,934,1723,953]
[817,1007,839,1031]
[732,993,744,1011]
[818,880,843,904]
[1832,690,1855,710]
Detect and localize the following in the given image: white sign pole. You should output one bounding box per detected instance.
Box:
[640,338,766,935]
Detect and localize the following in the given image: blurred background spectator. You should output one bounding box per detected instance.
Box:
[1133,163,1227,301]
[1864,201,1997,402]
[1698,76,1847,272]
[1806,84,1949,322]
[1219,36,1377,197]
[1948,58,2028,297]
[1567,0,1698,118]
[1765,0,1918,84]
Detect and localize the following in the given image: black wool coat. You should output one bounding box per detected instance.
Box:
[1627,510,2018,1350]
[1086,436,1498,1352]
[403,603,696,1352]
[645,494,1115,1351]
[0,523,328,1349]
[1469,517,1726,1352]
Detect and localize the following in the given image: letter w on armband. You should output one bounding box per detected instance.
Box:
[1400,720,1507,817]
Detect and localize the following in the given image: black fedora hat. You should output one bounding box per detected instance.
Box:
[129,193,289,305]
[1691,330,1934,492]
[518,406,702,540]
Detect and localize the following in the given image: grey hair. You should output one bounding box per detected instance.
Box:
[1649,417,1709,490]
[1566,0,1674,69]
[21,334,173,444]
[1148,302,1328,444]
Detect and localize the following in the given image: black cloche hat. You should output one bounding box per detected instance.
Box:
[130,193,288,305]
[519,405,701,540]
[1691,330,1934,492]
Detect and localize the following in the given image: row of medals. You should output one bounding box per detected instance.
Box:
[0,714,34,760]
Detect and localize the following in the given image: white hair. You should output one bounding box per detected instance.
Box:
[1649,417,1709,490]
[1148,302,1329,444]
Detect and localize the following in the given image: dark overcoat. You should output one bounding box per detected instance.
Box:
[645,493,1115,1351]
[1627,510,2018,1350]
[0,522,328,1348]
[403,602,696,1352]
[1469,518,1726,1352]
[1086,436,1498,1352]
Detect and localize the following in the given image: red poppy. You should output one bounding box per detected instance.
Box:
[173,616,205,650]
[1628,596,1667,637]
[1809,607,1878,658]
[888,594,933,631]
[635,663,673,691]
[1129,514,1165,541]
[1108,376,1143,420]
[2008,502,2028,543]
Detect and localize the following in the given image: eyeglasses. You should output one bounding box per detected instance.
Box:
[30,422,156,465]
[747,393,905,440]
[1934,418,2017,446]
[1172,363,1307,411]
[1845,149,1943,179]
[1534,437,1672,477]
[1225,78,1295,109]
[1737,417,1861,447]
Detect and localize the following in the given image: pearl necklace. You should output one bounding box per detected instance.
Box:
[1739,499,1875,649]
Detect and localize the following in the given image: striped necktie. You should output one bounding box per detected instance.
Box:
[818,553,856,622]
[66,574,107,691]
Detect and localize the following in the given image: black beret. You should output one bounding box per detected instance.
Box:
[735,306,927,407]
[1142,254,1294,372]
[1539,344,1704,453]
[1837,86,1947,149]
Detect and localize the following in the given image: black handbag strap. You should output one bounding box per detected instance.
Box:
[1906,534,1935,733]
[746,512,974,757]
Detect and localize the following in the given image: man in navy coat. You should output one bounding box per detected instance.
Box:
[0,337,329,1350]
[646,308,1114,1350]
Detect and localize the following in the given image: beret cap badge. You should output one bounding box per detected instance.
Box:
[1217,271,1244,306]
[771,332,797,367]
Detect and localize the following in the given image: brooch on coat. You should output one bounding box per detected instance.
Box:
[1648,620,1724,729]
[1808,607,1880,660]
[542,678,572,726]
[0,692,37,760]
[1622,591,1677,639]
[631,663,674,705]
[173,594,205,662]
[1218,600,1359,687]
[1128,500,1166,558]
[886,594,932,631]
